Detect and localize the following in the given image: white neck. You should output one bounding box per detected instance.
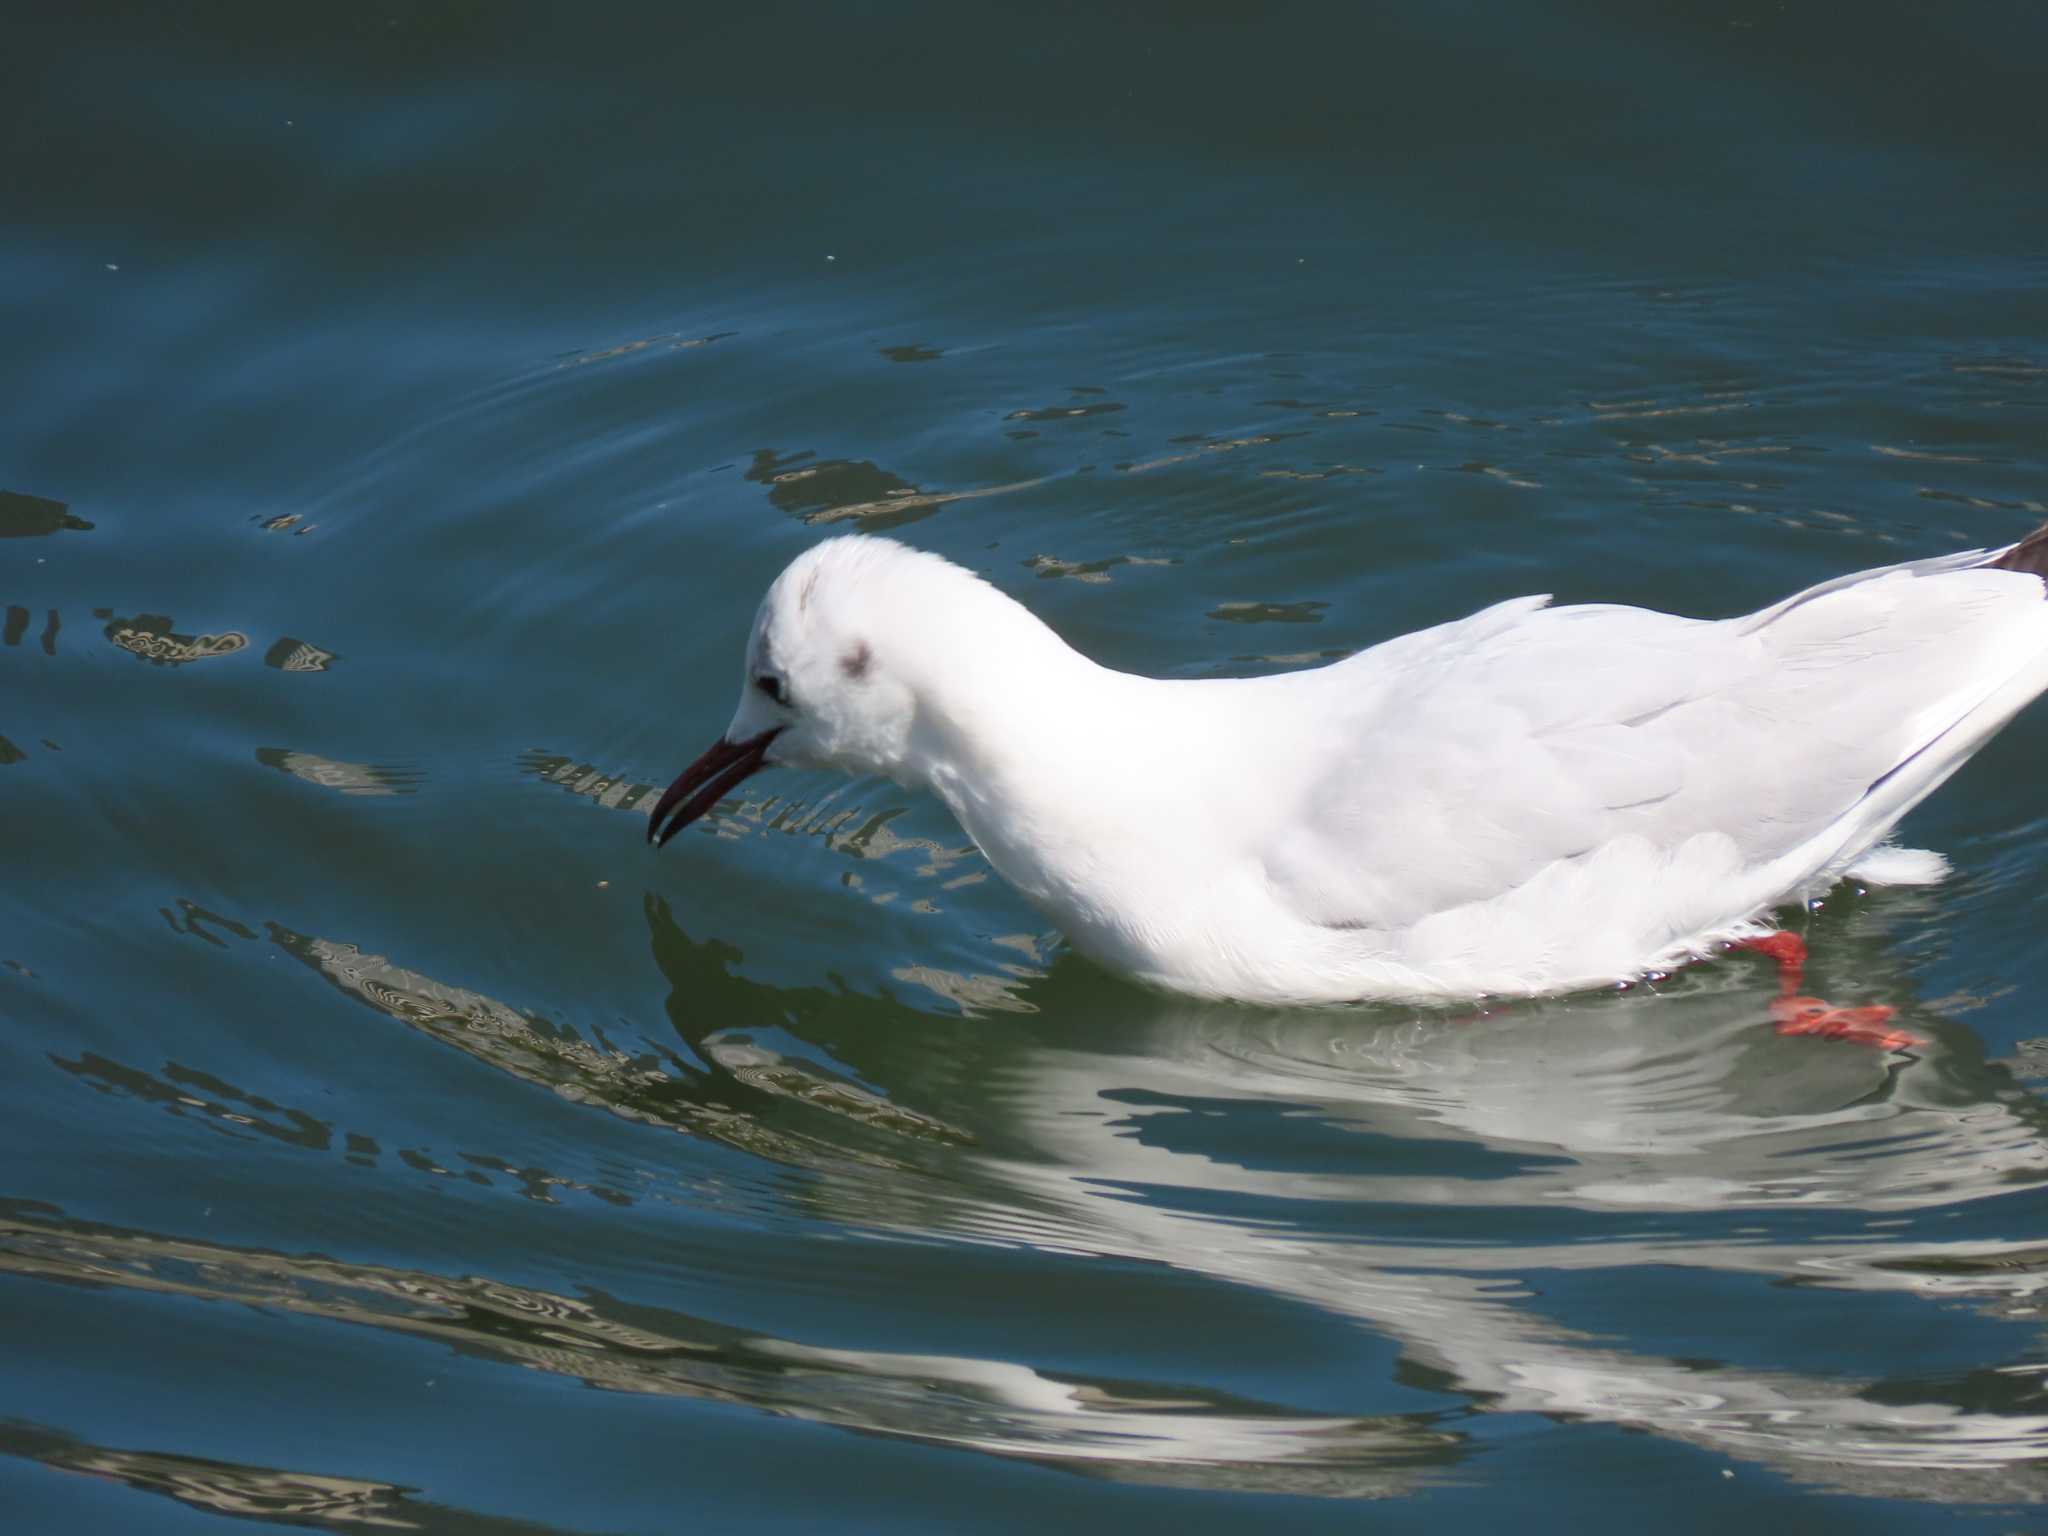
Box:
[884,576,1272,986]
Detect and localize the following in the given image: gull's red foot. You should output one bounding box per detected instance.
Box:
[1731,931,1808,973]
[1728,930,1926,1051]
[1768,995,1925,1051]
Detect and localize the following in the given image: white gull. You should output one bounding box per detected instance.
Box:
[648,524,2048,1005]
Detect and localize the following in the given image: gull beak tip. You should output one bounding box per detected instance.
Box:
[645,728,781,851]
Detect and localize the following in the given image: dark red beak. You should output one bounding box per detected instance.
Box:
[646,728,782,848]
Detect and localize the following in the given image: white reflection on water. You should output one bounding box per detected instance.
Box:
[934,975,2048,1496]
[284,906,2048,1497]
[17,905,2046,1503]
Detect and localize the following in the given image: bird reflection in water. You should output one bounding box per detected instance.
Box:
[650,897,2048,1497]
[24,893,2048,1500]
[266,917,971,1163]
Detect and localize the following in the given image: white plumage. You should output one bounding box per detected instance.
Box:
[650,528,2048,1005]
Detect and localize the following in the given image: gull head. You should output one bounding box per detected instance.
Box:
[646,536,949,848]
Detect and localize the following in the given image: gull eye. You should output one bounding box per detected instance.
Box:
[755,673,789,706]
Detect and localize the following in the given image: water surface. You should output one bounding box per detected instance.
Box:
[5,5,2047,1530]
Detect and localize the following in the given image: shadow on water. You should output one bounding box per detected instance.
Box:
[10,888,2048,1504]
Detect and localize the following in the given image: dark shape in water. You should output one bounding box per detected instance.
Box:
[264,635,338,671]
[1026,552,1144,584]
[52,1050,333,1151]
[563,329,735,366]
[0,490,92,538]
[1207,599,1330,625]
[159,895,259,948]
[95,609,247,666]
[1005,400,1126,423]
[746,447,922,525]
[745,448,1046,533]
[0,736,25,766]
[879,342,942,363]
[7,607,60,653]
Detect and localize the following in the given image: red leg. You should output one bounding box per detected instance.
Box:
[1731,930,1809,982]
[1729,931,1925,1051]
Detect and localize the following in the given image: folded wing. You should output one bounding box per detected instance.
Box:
[1264,549,2048,954]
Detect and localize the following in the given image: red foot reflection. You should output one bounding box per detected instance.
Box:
[1729,932,1925,1051]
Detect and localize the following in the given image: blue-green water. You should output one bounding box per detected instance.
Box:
[5,4,2048,1529]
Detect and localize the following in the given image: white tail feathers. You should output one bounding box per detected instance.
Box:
[1843,843,1952,887]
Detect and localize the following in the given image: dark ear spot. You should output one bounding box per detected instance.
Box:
[839,640,872,680]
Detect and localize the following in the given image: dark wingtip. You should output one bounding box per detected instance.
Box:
[1987,518,2048,584]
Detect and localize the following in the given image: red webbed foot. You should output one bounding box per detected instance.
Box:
[1728,931,1925,1052]
[1768,995,1924,1051]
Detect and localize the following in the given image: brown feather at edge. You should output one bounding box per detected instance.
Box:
[1988,518,2048,583]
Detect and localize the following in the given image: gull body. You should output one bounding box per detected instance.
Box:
[650,527,2048,1005]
